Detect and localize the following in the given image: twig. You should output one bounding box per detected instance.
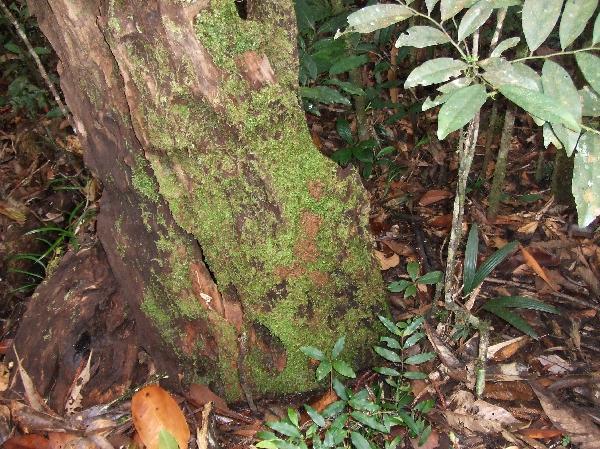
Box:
[0,0,70,121]
[512,46,599,62]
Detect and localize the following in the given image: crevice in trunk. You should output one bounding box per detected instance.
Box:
[196,240,219,287]
[234,0,248,19]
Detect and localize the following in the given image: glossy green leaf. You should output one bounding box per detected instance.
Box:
[332,336,346,359]
[381,336,402,349]
[322,400,346,418]
[464,224,479,294]
[305,405,326,427]
[403,332,426,348]
[395,26,450,48]
[336,119,353,144]
[522,0,564,51]
[333,359,356,378]
[458,0,494,40]
[573,132,600,227]
[316,360,332,380]
[351,432,372,449]
[576,52,600,95]
[299,86,351,105]
[287,408,300,428]
[441,0,471,20]
[482,304,538,337]
[498,85,580,131]
[481,58,541,91]
[470,240,517,291]
[402,316,425,337]
[330,55,369,75]
[374,366,401,376]
[484,296,559,313]
[490,37,520,57]
[351,411,389,433]
[158,430,180,449]
[417,271,443,284]
[437,84,488,140]
[267,421,303,439]
[559,0,598,49]
[542,60,581,156]
[378,315,402,336]
[300,346,325,361]
[332,377,349,400]
[404,58,468,88]
[345,4,413,34]
[404,352,436,365]
[324,79,365,96]
[404,284,417,297]
[374,346,402,363]
[407,260,420,280]
[580,86,600,117]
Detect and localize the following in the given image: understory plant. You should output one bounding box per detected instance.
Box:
[257,317,436,449]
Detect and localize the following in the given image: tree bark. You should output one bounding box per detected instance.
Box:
[16,0,386,401]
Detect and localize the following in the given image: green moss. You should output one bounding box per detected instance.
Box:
[132,155,160,202]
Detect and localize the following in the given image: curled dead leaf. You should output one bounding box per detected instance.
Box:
[520,245,558,291]
[374,250,400,270]
[419,189,453,206]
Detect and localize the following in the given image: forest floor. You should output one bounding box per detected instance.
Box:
[2,26,600,449]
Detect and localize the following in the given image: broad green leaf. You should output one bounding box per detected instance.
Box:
[427,0,441,13]
[490,37,520,57]
[404,58,468,88]
[464,223,479,294]
[330,55,369,75]
[395,411,420,436]
[4,42,21,54]
[299,86,350,105]
[543,123,563,149]
[576,52,600,95]
[559,0,599,49]
[388,280,412,292]
[481,58,540,91]
[441,0,471,20]
[404,284,418,298]
[403,371,428,379]
[498,85,580,132]
[422,93,451,111]
[316,360,332,380]
[332,377,349,400]
[542,60,581,156]
[267,421,303,439]
[378,315,402,336]
[419,425,433,446]
[458,0,494,40]
[324,79,365,96]
[484,296,559,313]
[333,359,356,378]
[483,304,538,337]
[573,132,600,227]
[332,336,346,358]
[403,331,426,348]
[402,316,425,337]
[381,336,402,349]
[522,0,564,51]
[437,84,488,140]
[345,4,413,34]
[594,12,600,44]
[300,346,325,361]
[580,86,600,117]
[158,430,180,449]
[287,408,300,428]
[470,240,518,291]
[404,352,436,365]
[305,405,326,427]
[437,77,472,93]
[374,366,401,376]
[255,440,280,449]
[395,26,450,48]
[336,119,353,144]
[417,271,443,284]
[407,261,420,280]
[351,411,389,433]
[322,400,346,418]
[351,432,372,449]
[374,346,402,362]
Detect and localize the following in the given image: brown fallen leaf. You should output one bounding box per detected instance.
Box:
[487,336,530,362]
[310,389,337,413]
[0,199,28,224]
[428,214,453,229]
[131,385,190,449]
[484,381,535,402]
[529,380,600,449]
[3,434,51,449]
[517,221,539,234]
[383,240,414,257]
[419,189,453,206]
[519,428,563,439]
[187,383,229,412]
[374,250,400,270]
[520,245,558,291]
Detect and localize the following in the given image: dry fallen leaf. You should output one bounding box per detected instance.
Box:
[419,189,453,206]
[519,428,563,439]
[131,385,190,449]
[187,384,229,412]
[520,245,558,291]
[374,250,400,270]
[0,199,28,224]
[487,336,529,362]
[3,434,51,449]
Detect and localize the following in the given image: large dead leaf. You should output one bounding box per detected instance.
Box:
[530,381,600,449]
[487,336,529,362]
[374,250,400,270]
[520,245,558,290]
[418,189,453,206]
[3,434,50,449]
[187,384,229,412]
[131,385,190,449]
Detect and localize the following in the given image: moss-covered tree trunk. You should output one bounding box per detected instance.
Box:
[17,0,385,402]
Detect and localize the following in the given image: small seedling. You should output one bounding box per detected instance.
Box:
[388,261,443,298]
[300,336,356,386]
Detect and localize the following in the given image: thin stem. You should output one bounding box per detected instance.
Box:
[513,46,599,62]
[582,124,600,135]
[0,0,70,122]
[489,8,507,54]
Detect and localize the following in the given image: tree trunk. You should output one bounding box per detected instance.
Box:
[16,0,386,403]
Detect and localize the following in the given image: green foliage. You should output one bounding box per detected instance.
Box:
[158,429,180,449]
[388,261,443,298]
[260,317,435,449]
[339,0,600,226]
[301,336,356,383]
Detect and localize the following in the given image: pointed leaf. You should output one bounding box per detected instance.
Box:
[471,240,518,290]
[481,58,541,91]
[498,85,580,131]
[437,84,488,140]
[573,132,600,227]
[594,12,600,44]
[395,26,450,48]
[407,260,420,280]
[404,331,426,348]
[522,0,564,51]
[483,304,538,338]
[351,411,389,433]
[402,316,425,337]
[404,352,436,365]
[351,432,373,449]
[333,359,356,378]
[346,4,414,34]
[301,346,325,361]
[381,336,402,349]
[559,0,598,49]
[543,123,563,149]
[330,55,369,75]
[378,315,402,336]
[464,223,479,294]
[458,0,494,41]
[305,405,326,427]
[485,296,559,313]
[441,0,471,20]
[417,271,443,284]
[158,429,180,449]
[288,408,300,428]
[267,421,303,439]
[333,376,349,400]
[403,371,428,379]
[388,279,412,292]
[405,58,468,88]
[576,52,600,95]
[541,60,581,156]
[580,86,600,117]
[374,366,401,376]
[374,346,402,363]
[438,77,472,93]
[422,93,452,111]
[299,86,350,105]
[316,360,332,380]
[427,0,441,13]
[490,37,520,57]
[332,336,346,359]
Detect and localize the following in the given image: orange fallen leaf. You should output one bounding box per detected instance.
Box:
[3,435,50,449]
[187,383,229,412]
[428,214,453,228]
[519,428,563,439]
[374,250,400,270]
[418,189,453,206]
[310,389,338,413]
[520,245,558,291]
[131,385,190,449]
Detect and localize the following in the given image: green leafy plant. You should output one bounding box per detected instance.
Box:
[388,261,443,298]
[258,318,436,449]
[464,223,559,337]
[338,1,600,226]
[301,336,357,385]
